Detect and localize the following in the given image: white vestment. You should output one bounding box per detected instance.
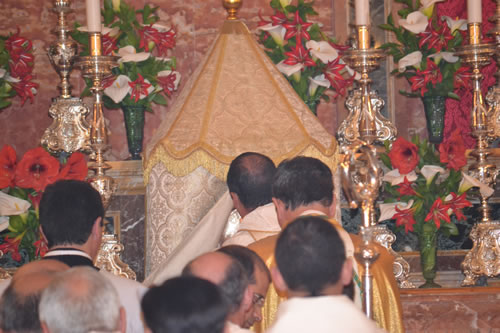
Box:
[226,321,252,333]
[222,203,280,246]
[266,295,385,333]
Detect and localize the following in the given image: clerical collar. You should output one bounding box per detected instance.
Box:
[44,249,93,261]
[300,210,329,218]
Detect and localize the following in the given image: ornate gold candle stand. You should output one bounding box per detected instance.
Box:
[75,34,136,280]
[486,0,500,133]
[340,26,414,289]
[455,23,500,286]
[41,0,91,154]
[341,143,381,318]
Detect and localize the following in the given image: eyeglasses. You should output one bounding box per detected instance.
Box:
[252,293,265,308]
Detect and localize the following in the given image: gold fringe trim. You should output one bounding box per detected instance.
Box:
[143,144,339,185]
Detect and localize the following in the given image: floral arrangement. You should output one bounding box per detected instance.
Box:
[0,145,88,265]
[72,0,181,111]
[257,0,355,114]
[0,29,38,110]
[378,130,492,237]
[379,0,467,98]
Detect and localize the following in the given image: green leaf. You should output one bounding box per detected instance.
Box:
[441,221,459,236]
[379,24,395,32]
[380,153,392,169]
[152,93,167,105]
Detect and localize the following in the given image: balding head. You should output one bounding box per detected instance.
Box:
[0,260,68,333]
[183,251,250,325]
[227,152,276,217]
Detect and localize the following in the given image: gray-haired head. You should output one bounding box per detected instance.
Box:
[39,267,123,333]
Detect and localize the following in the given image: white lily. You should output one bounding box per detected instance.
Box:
[428,52,459,64]
[305,40,338,64]
[77,25,120,36]
[398,11,429,34]
[378,200,414,222]
[5,75,20,83]
[442,16,467,33]
[459,173,495,198]
[152,23,172,32]
[421,165,446,185]
[382,169,418,186]
[308,74,330,96]
[345,64,361,80]
[257,24,286,46]
[420,0,445,18]
[280,0,292,8]
[0,216,8,232]
[0,192,30,216]
[398,51,422,73]
[104,75,131,104]
[157,70,182,92]
[276,60,304,82]
[117,46,150,63]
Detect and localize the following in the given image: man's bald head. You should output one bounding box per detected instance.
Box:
[0,260,68,333]
[183,252,249,316]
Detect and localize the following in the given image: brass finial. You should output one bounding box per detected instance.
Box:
[223,0,242,20]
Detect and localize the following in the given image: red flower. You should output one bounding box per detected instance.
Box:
[284,43,316,67]
[454,66,471,90]
[11,74,39,105]
[128,74,152,102]
[5,29,32,55]
[283,11,312,43]
[102,33,118,56]
[418,19,453,53]
[156,29,176,56]
[58,152,88,181]
[397,177,416,197]
[270,11,287,26]
[446,192,471,221]
[28,192,42,217]
[421,59,442,86]
[0,236,22,262]
[388,137,420,174]
[409,71,428,97]
[439,129,467,170]
[139,25,161,52]
[34,235,48,258]
[324,57,348,94]
[0,145,17,188]
[425,198,451,229]
[15,147,60,192]
[157,72,178,97]
[394,206,417,234]
[257,10,271,27]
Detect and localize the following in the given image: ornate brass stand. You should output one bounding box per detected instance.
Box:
[455,23,500,286]
[341,143,381,318]
[75,33,136,280]
[340,25,414,289]
[41,0,91,154]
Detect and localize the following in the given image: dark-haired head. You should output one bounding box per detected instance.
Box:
[272,156,333,211]
[142,276,228,333]
[227,152,276,216]
[39,180,104,248]
[274,216,350,297]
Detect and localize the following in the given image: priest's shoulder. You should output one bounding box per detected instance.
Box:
[248,234,278,261]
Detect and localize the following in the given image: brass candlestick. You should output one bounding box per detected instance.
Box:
[487,0,500,137]
[41,0,91,154]
[339,25,397,145]
[340,143,381,318]
[340,25,414,289]
[455,22,500,286]
[75,32,118,208]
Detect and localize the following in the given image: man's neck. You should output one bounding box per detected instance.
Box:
[287,283,344,298]
[49,244,93,259]
[283,204,330,227]
[227,312,245,328]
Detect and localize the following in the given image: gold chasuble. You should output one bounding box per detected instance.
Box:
[248,218,404,333]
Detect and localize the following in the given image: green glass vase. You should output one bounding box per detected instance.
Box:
[422,95,446,144]
[417,223,441,288]
[121,104,145,160]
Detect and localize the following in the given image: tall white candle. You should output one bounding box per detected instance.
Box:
[355,0,370,26]
[467,0,482,23]
[86,0,102,32]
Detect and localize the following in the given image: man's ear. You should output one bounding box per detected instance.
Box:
[271,266,288,293]
[327,194,336,219]
[272,198,286,228]
[118,306,127,333]
[41,321,51,333]
[92,217,103,239]
[340,258,354,286]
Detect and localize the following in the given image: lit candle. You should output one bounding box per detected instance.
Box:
[467,0,482,23]
[355,0,370,26]
[86,0,102,32]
